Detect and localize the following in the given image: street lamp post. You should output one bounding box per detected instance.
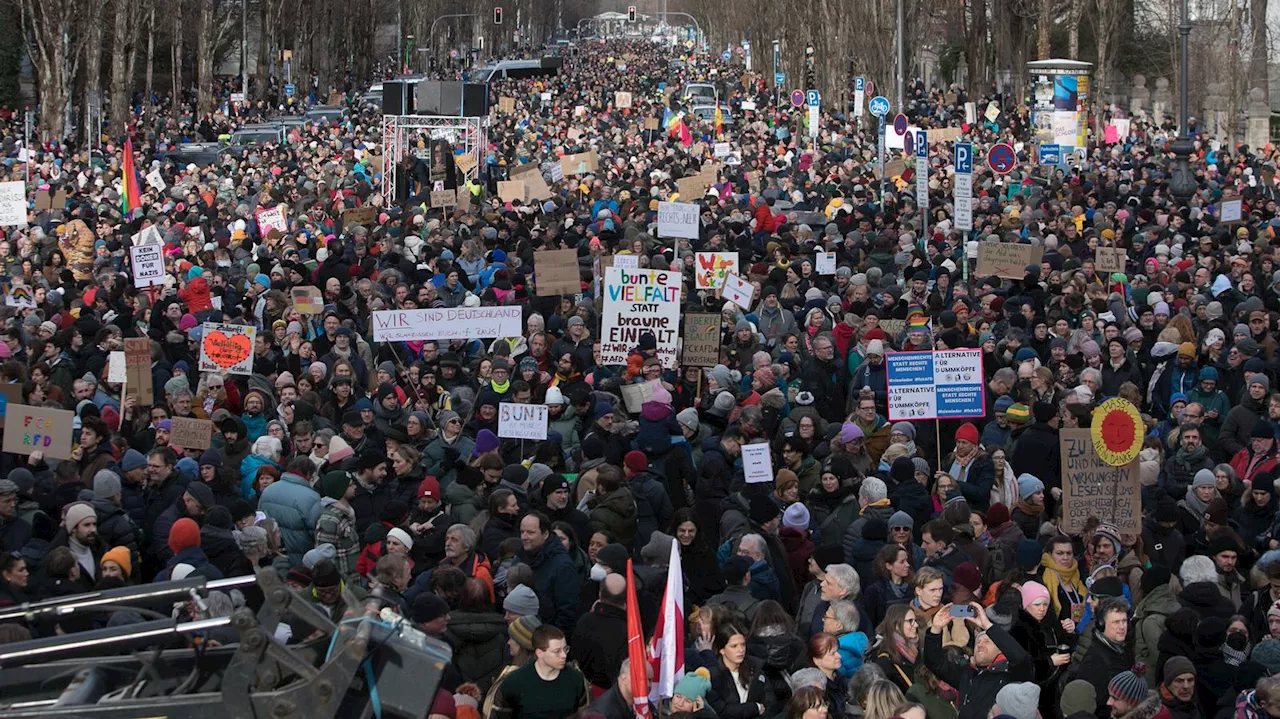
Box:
[1169,0,1196,204]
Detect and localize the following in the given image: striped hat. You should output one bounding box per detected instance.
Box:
[508,615,542,652]
[1005,403,1031,424]
[906,303,926,319]
[1107,670,1148,705]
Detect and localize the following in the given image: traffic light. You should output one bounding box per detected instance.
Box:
[628,5,636,21]
[493,6,503,24]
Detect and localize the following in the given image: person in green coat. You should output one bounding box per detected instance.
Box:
[424,410,476,491]
[1187,367,1231,449]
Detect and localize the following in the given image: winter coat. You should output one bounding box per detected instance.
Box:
[257,472,322,565]
[201,524,251,578]
[1221,395,1265,460]
[315,501,360,579]
[445,610,507,690]
[1063,630,1135,719]
[1010,609,1074,716]
[889,478,934,530]
[480,513,518,564]
[154,545,224,582]
[863,578,912,630]
[707,657,790,719]
[239,454,282,500]
[921,624,1031,719]
[809,485,861,542]
[424,433,477,490]
[445,481,484,525]
[92,499,139,555]
[696,438,737,532]
[519,534,582,632]
[1134,583,1181,688]
[681,540,726,606]
[571,601,628,689]
[1178,581,1237,622]
[628,470,673,543]
[842,501,895,560]
[1010,423,1062,493]
[588,486,638,549]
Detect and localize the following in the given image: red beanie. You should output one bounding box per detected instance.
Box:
[955,422,980,445]
[864,328,888,341]
[418,476,440,500]
[624,450,648,473]
[986,502,1011,527]
[169,517,201,555]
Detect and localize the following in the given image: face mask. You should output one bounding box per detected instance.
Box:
[217,260,231,268]
[589,564,608,582]
[1226,631,1249,651]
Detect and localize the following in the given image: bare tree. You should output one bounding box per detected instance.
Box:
[144,2,156,107]
[172,0,185,100]
[109,0,142,138]
[1092,0,1124,129]
[19,0,85,140]
[83,0,106,145]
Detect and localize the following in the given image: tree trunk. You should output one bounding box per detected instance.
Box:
[145,3,155,106]
[196,0,215,114]
[1066,0,1081,59]
[172,0,184,101]
[108,0,136,139]
[967,0,987,89]
[255,0,270,102]
[21,0,78,141]
[1036,0,1052,59]
[82,0,105,146]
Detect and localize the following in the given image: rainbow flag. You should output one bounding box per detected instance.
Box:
[121,136,142,219]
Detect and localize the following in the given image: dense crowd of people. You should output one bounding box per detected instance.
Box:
[1,31,1280,719]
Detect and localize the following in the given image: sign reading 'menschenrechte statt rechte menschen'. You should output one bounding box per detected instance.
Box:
[885,349,985,421]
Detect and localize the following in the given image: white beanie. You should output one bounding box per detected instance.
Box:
[387,527,415,551]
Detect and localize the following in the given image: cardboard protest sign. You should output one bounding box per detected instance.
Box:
[1059,428,1141,533]
[523,172,554,202]
[644,118,659,130]
[198,323,256,376]
[431,189,457,209]
[343,206,377,227]
[497,181,526,203]
[291,286,323,314]
[499,97,516,113]
[35,189,66,211]
[130,243,165,288]
[534,249,581,296]
[456,188,472,212]
[694,252,739,290]
[123,337,153,406]
[601,267,682,368]
[1095,247,1127,274]
[927,127,963,144]
[0,181,25,226]
[742,443,774,484]
[498,403,548,441]
[976,242,1045,279]
[454,153,477,174]
[170,417,215,450]
[676,173,713,199]
[559,151,598,177]
[2,404,74,459]
[682,313,722,367]
[0,383,21,428]
[1221,197,1243,223]
[722,273,755,310]
[510,162,542,179]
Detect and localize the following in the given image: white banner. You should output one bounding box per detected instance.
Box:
[601,267,682,368]
[498,402,548,440]
[371,307,523,342]
[816,251,836,275]
[255,206,287,236]
[130,244,165,288]
[0,182,26,226]
[146,168,166,192]
[657,201,700,240]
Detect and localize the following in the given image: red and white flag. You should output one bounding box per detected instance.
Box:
[648,539,685,702]
[626,559,652,719]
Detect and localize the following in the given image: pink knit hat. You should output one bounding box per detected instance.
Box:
[1020,581,1052,610]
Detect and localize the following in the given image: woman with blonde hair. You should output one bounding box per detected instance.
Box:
[862,680,906,719]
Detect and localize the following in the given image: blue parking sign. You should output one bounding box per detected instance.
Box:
[806,90,820,107]
[1038,144,1061,166]
[955,143,973,174]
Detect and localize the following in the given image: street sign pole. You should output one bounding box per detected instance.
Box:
[773,40,780,107]
[877,115,885,184]
[916,129,928,249]
[955,141,974,234]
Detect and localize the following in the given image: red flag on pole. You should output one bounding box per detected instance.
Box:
[648,537,685,702]
[626,559,652,719]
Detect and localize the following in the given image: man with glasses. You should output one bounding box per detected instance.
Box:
[848,390,891,465]
[1251,310,1278,361]
[142,447,189,538]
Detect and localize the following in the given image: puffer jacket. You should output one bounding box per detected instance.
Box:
[520,533,582,632]
[257,472,322,566]
[239,454,282,500]
[445,610,507,690]
[588,486,637,549]
[628,470,673,542]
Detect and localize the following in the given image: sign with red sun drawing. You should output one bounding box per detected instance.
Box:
[1090,397,1144,467]
[198,322,256,376]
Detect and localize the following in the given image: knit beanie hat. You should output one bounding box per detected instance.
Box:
[64,502,96,533]
[1060,680,1097,717]
[1107,671,1147,704]
[782,503,811,530]
[1019,581,1051,609]
[508,615,542,651]
[1162,656,1196,684]
[93,470,122,500]
[673,671,712,702]
[1016,473,1044,498]
[503,584,540,616]
[1254,639,1280,674]
[328,435,355,464]
[168,517,201,555]
[995,683,1041,719]
[101,545,132,578]
[888,511,914,530]
[1192,468,1217,488]
[748,492,780,525]
[320,471,352,500]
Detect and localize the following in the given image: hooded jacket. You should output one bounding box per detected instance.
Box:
[154,545,224,582]
[1134,583,1181,688]
[519,533,581,632]
[445,610,507,690]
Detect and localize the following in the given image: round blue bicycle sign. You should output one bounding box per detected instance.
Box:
[869,96,891,117]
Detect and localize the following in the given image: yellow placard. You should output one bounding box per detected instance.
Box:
[1090,397,1144,467]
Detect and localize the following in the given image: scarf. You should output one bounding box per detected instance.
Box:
[1015,498,1044,518]
[490,378,510,394]
[1175,444,1208,466]
[1039,554,1088,616]
[894,635,918,663]
[1182,485,1214,517]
